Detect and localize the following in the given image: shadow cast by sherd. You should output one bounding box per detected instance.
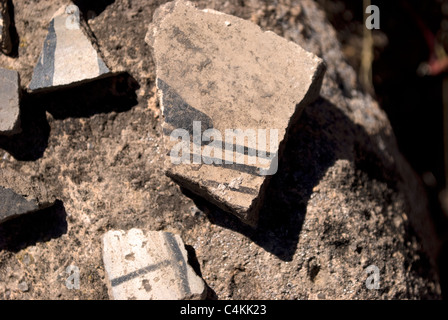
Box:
[0,92,50,161]
[30,72,140,120]
[181,96,400,262]
[4,0,19,57]
[0,200,68,252]
[73,0,115,17]
[184,244,218,300]
[0,72,140,160]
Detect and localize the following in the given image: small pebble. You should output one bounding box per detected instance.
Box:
[18,281,29,292]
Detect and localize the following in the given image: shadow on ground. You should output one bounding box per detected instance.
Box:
[73,0,116,17]
[0,200,67,252]
[31,72,140,120]
[0,93,50,161]
[182,96,400,262]
[185,244,218,300]
[5,0,19,58]
[0,73,139,160]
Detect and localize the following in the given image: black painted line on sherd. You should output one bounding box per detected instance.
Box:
[163,126,274,161]
[158,78,214,136]
[165,151,265,176]
[110,260,169,287]
[29,19,57,90]
[163,232,191,296]
[198,154,263,176]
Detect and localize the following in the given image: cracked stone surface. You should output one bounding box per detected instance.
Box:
[28,4,111,92]
[0,67,20,135]
[0,0,12,54]
[0,167,56,224]
[146,0,326,226]
[102,228,207,300]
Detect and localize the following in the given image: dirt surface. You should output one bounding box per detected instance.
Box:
[0,0,442,299]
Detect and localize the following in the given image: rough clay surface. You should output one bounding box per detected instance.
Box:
[147,0,325,226]
[0,67,20,135]
[0,0,12,54]
[102,228,206,300]
[29,4,111,91]
[0,0,442,299]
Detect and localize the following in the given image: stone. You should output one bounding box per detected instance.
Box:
[28,4,111,92]
[102,228,207,300]
[0,0,12,54]
[0,167,56,224]
[146,0,325,226]
[0,68,20,135]
[17,281,29,292]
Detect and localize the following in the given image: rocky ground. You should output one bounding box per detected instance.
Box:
[0,0,443,299]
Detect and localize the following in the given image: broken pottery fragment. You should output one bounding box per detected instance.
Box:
[102,228,207,300]
[29,4,111,92]
[146,0,325,226]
